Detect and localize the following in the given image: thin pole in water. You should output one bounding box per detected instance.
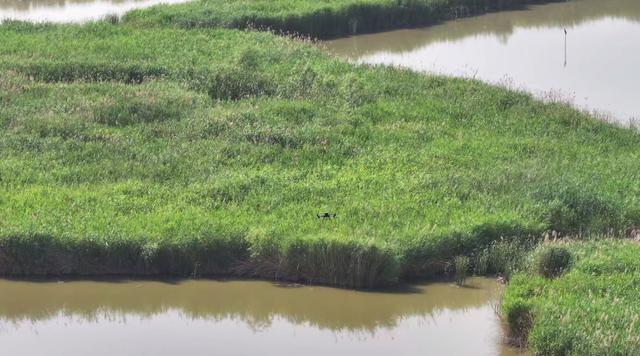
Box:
[564,28,567,68]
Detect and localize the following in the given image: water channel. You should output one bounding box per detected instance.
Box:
[0,278,523,356]
[325,0,640,123]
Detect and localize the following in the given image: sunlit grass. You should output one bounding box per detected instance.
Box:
[0,8,639,289]
[502,240,640,355]
[0,1,638,353]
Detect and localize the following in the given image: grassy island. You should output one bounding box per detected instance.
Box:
[1,20,638,286]
[1,1,640,352]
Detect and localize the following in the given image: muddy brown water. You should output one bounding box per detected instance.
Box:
[0,277,525,356]
[324,0,640,123]
[0,0,190,23]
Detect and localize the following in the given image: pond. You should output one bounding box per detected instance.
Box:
[0,0,190,23]
[325,0,640,124]
[0,277,524,356]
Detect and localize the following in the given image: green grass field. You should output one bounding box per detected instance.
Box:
[502,240,640,355]
[2,1,640,353]
[1,19,638,287]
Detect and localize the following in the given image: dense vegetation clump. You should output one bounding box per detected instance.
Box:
[534,245,572,278]
[502,240,640,355]
[472,238,534,279]
[453,255,469,286]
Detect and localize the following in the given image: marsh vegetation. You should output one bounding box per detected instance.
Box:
[2,21,638,288]
[502,240,640,355]
[0,1,639,354]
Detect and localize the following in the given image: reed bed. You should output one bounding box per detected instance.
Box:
[502,240,640,355]
[1,1,639,353]
[1,22,639,288]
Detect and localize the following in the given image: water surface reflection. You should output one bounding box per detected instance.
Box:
[0,278,524,356]
[0,0,190,23]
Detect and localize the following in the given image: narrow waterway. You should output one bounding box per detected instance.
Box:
[0,277,524,356]
[0,0,190,23]
[325,0,640,124]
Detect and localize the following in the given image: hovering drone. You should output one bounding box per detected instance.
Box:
[316,212,337,219]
